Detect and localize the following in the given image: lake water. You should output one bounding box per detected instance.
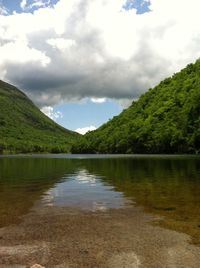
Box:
[0,154,200,243]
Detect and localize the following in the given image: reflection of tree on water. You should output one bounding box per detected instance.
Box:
[0,158,78,227]
[81,156,200,244]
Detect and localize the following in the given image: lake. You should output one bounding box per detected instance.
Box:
[0,154,200,244]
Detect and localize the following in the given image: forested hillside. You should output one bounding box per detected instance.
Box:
[72,60,200,154]
[0,80,79,153]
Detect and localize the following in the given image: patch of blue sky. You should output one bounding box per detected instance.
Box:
[1,0,58,14]
[54,99,123,131]
[123,0,151,14]
[3,0,151,15]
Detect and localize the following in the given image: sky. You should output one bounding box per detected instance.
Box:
[0,0,200,134]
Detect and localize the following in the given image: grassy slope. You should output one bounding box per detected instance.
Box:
[72,60,200,154]
[0,80,79,153]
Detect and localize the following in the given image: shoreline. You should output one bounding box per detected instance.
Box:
[1,153,200,159]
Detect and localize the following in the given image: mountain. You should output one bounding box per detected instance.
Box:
[72,60,200,154]
[0,80,79,153]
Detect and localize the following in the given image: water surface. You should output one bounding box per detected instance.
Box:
[0,154,200,244]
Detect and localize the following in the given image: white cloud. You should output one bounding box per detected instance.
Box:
[41,106,63,120]
[20,0,27,10]
[47,38,76,51]
[30,0,51,10]
[21,0,51,11]
[90,98,106,104]
[0,40,50,66]
[75,125,97,135]
[0,3,8,15]
[1,0,200,106]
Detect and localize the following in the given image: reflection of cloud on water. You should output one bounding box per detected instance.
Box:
[42,189,54,207]
[41,169,132,211]
[74,169,98,185]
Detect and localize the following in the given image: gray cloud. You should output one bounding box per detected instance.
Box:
[1,0,200,107]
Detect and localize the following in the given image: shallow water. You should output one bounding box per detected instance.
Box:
[0,154,200,243]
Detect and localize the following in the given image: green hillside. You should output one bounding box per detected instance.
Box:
[0,80,79,154]
[72,60,200,154]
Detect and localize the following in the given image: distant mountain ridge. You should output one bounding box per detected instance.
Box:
[0,80,79,153]
[72,60,200,154]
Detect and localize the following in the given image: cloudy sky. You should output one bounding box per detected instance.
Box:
[0,0,200,134]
